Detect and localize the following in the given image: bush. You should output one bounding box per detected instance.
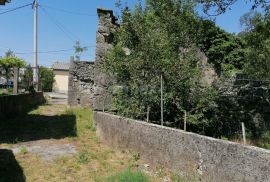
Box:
[21,66,54,92]
[39,67,54,92]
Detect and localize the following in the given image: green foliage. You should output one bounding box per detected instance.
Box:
[105,0,218,128]
[78,151,90,164]
[106,169,149,182]
[131,152,140,162]
[21,65,33,92]
[39,67,54,92]
[0,88,13,96]
[74,41,87,61]
[196,20,247,74]
[257,132,270,149]
[241,12,270,80]
[21,66,54,92]
[20,146,28,155]
[105,0,270,148]
[0,50,26,83]
[199,0,270,15]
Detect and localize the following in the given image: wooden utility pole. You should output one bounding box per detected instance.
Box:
[184,110,187,131]
[147,106,150,123]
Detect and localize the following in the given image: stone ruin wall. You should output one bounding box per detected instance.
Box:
[68,61,95,107]
[68,8,217,109]
[68,8,118,109]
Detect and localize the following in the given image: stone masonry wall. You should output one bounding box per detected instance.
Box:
[94,111,270,182]
[93,8,118,111]
[68,61,95,107]
[68,8,118,109]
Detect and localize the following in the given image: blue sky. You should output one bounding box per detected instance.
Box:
[0,0,257,67]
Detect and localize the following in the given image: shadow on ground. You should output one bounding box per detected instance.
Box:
[0,114,77,143]
[0,149,26,182]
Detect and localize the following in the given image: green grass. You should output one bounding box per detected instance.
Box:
[0,105,77,144]
[20,146,28,155]
[0,104,186,182]
[106,169,149,182]
[77,151,90,164]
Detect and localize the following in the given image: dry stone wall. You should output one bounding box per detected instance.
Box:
[68,61,95,107]
[68,8,118,109]
[93,8,118,111]
[94,111,270,182]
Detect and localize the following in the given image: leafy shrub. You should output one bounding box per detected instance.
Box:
[39,67,54,92]
[257,132,270,149]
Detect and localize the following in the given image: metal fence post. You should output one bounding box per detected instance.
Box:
[184,110,187,131]
[147,106,150,122]
[242,122,246,145]
[161,74,164,126]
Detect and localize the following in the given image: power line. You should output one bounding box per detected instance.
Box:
[40,4,97,17]
[40,6,78,43]
[0,46,95,55]
[0,3,32,15]
[15,49,74,55]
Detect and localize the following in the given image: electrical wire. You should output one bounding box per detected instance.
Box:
[0,3,32,15]
[40,4,97,17]
[19,48,75,54]
[0,46,95,55]
[40,6,78,43]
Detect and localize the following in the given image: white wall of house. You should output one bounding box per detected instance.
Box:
[53,70,69,93]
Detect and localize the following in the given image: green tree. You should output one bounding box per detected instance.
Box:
[0,50,26,84]
[196,20,247,75]
[241,12,270,80]
[21,65,33,92]
[39,67,54,92]
[105,0,218,128]
[199,0,270,15]
[22,66,55,92]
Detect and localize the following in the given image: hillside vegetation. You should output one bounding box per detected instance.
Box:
[105,0,270,149]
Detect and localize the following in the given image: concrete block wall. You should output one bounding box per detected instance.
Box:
[94,111,270,182]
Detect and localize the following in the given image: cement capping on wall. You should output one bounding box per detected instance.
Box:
[94,111,270,182]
